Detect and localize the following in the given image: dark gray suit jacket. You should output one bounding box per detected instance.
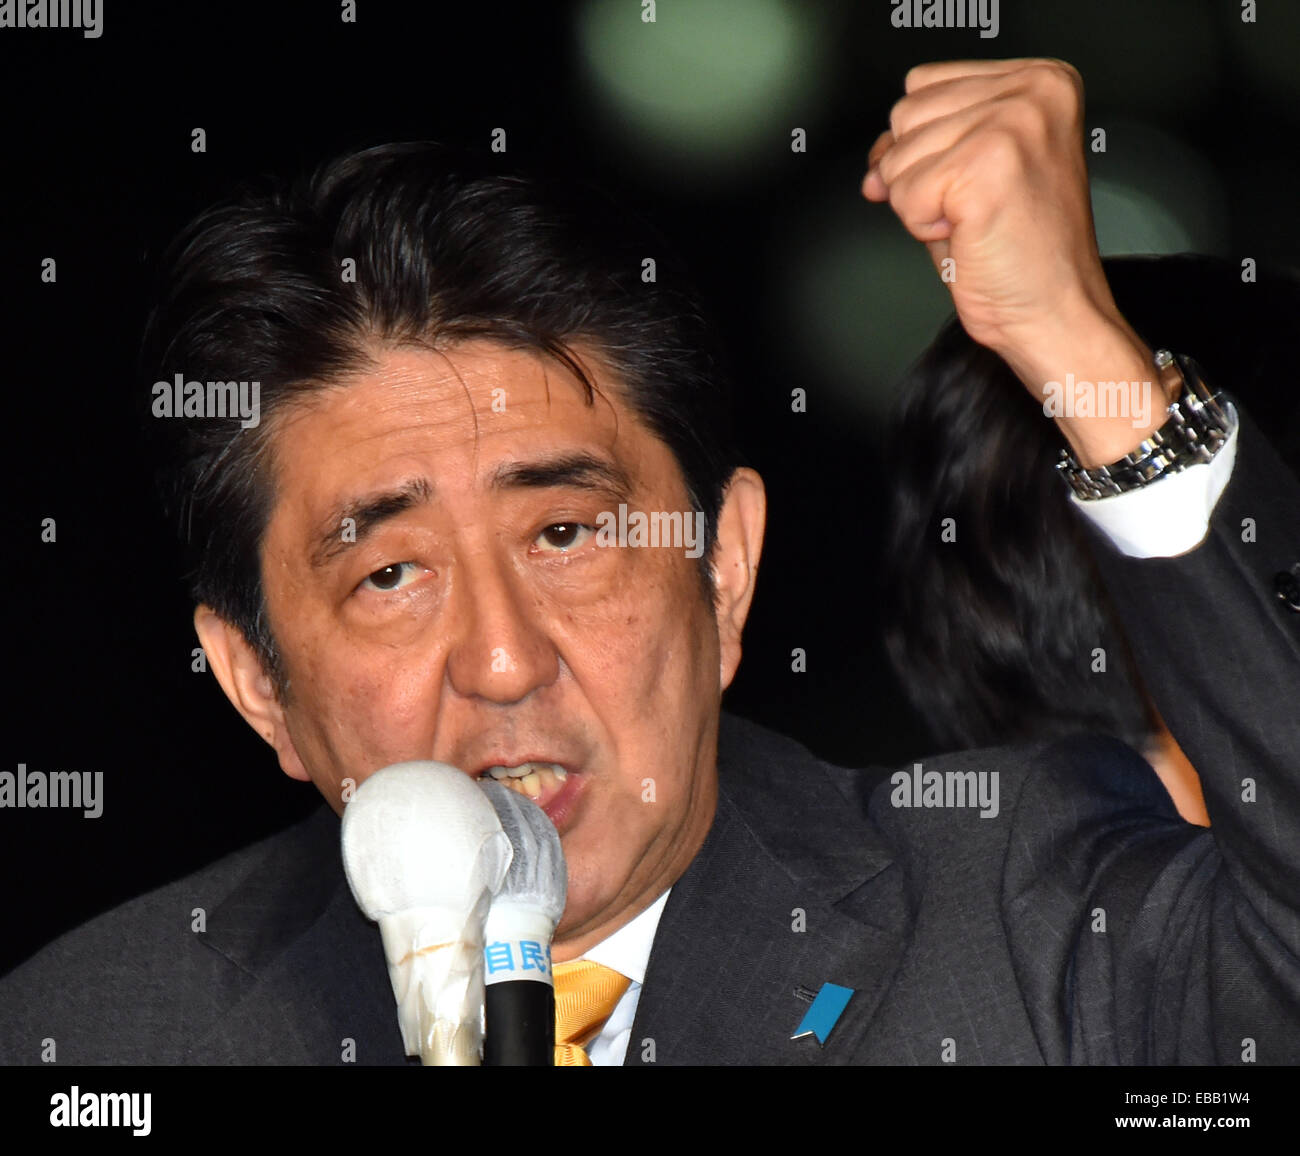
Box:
[2,414,1296,1065]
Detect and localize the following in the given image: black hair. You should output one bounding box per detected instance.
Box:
[140,142,740,698]
[880,313,1154,752]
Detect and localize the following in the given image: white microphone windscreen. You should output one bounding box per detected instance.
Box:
[479,780,567,926]
[339,761,514,1064]
[341,761,512,920]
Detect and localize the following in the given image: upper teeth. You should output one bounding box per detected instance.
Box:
[483,762,568,782]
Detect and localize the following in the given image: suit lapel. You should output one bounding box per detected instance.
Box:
[191,804,408,1065]
[627,714,909,1065]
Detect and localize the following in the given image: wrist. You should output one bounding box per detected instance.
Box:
[995,308,1174,467]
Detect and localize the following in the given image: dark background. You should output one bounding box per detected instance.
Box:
[5,0,1299,974]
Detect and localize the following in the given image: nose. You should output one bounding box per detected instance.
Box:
[442,541,560,705]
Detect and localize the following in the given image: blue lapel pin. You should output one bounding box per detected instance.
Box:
[790,982,855,1046]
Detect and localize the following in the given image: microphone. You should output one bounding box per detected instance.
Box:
[478,780,568,1066]
[341,761,512,1065]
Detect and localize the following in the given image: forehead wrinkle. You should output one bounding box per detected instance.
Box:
[424,344,483,480]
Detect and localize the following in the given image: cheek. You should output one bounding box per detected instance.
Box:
[560,781,652,901]
[575,566,717,798]
[575,557,709,690]
[282,627,442,777]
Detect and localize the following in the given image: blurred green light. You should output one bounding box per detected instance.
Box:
[1087,119,1227,257]
[775,194,955,422]
[576,0,824,175]
[1091,181,1193,256]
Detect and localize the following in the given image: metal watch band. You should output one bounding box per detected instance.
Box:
[1056,350,1234,501]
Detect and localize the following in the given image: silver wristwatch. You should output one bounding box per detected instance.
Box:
[1056,349,1235,501]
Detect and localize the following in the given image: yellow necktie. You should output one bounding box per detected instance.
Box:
[552,960,630,1066]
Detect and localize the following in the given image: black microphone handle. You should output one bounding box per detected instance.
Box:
[483,979,556,1066]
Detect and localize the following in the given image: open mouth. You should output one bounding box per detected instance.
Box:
[478,761,568,799]
[474,761,582,828]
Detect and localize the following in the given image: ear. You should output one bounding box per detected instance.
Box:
[193,605,311,782]
[710,467,766,692]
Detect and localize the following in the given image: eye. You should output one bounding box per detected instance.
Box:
[359,562,422,592]
[533,522,594,553]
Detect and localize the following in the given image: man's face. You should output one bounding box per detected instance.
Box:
[235,340,754,957]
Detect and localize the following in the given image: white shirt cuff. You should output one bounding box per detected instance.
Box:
[1070,403,1239,558]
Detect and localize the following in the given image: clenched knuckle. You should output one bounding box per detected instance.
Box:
[1055,58,1084,87]
[886,175,910,212]
[1006,98,1051,142]
[1042,59,1084,103]
[887,176,923,221]
[888,97,910,138]
[904,63,931,91]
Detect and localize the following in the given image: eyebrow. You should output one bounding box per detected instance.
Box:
[309,477,434,568]
[489,452,633,502]
[307,452,633,568]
